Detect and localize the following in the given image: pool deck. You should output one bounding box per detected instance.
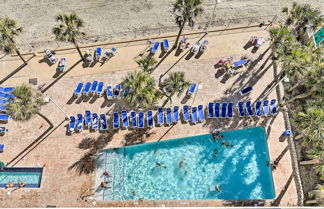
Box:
[0,25,298,207]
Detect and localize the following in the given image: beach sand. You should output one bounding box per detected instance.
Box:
[1,0,323,51]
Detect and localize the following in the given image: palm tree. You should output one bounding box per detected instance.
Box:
[0,17,26,64]
[292,100,324,147]
[284,3,324,44]
[173,0,204,48]
[6,84,44,121]
[122,71,162,108]
[136,55,157,74]
[160,72,190,105]
[53,12,86,61]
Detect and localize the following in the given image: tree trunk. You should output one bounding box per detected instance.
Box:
[299,158,321,165]
[294,133,305,140]
[287,79,304,93]
[173,19,186,49]
[73,39,85,62]
[285,90,315,104]
[15,48,27,64]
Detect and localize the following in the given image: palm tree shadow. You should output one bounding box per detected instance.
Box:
[123,128,155,146]
[175,48,183,56]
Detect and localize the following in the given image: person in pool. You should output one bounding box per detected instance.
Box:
[221,141,232,147]
[5,182,14,189]
[215,185,221,192]
[213,148,218,156]
[156,162,167,168]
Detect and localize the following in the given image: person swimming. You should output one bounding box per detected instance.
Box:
[221,141,232,147]
[213,148,218,156]
[215,185,221,192]
[156,162,166,168]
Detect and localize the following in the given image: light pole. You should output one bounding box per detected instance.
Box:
[44,95,70,120]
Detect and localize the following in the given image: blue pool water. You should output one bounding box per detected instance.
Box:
[0,167,43,188]
[98,126,275,200]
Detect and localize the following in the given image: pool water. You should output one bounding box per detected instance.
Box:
[0,168,43,188]
[314,26,324,46]
[97,126,275,200]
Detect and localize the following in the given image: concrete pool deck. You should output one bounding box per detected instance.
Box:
[0,26,298,207]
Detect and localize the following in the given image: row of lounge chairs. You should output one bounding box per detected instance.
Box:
[73,82,130,99]
[67,105,206,133]
[68,111,109,133]
[0,87,15,137]
[208,99,278,118]
[151,39,169,54]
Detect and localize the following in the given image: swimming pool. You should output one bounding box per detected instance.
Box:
[96,126,275,200]
[0,167,43,188]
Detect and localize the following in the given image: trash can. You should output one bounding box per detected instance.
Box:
[283,129,292,136]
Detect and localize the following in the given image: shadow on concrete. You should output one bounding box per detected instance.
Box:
[6,113,65,167]
[41,59,82,93]
[271,173,294,206]
[0,63,27,85]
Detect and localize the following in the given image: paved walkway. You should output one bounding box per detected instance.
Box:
[0,26,298,207]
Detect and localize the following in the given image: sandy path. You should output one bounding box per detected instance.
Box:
[0,0,323,51]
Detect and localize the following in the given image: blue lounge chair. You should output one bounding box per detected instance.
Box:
[113,112,120,129]
[227,103,233,118]
[240,87,253,96]
[96,82,104,96]
[0,99,9,105]
[85,110,91,128]
[74,83,83,97]
[76,114,83,132]
[263,100,270,116]
[147,110,154,128]
[208,103,214,118]
[237,101,245,117]
[123,86,131,97]
[187,83,197,96]
[214,103,220,118]
[95,48,102,61]
[0,87,15,93]
[68,116,76,133]
[157,107,164,126]
[0,105,6,112]
[90,81,98,94]
[82,82,91,95]
[183,105,190,123]
[130,111,137,128]
[100,114,108,132]
[246,101,254,116]
[0,114,10,121]
[91,113,99,131]
[270,99,278,115]
[191,106,199,124]
[166,108,172,126]
[255,101,262,117]
[198,105,205,122]
[0,127,7,136]
[163,39,169,52]
[138,112,145,128]
[151,42,160,54]
[114,84,121,98]
[0,92,15,100]
[0,144,4,152]
[173,106,179,124]
[121,110,129,129]
[106,86,113,100]
[221,103,228,118]
[233,59,248,68]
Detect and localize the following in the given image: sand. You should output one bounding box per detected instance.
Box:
[0,0,323,52]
